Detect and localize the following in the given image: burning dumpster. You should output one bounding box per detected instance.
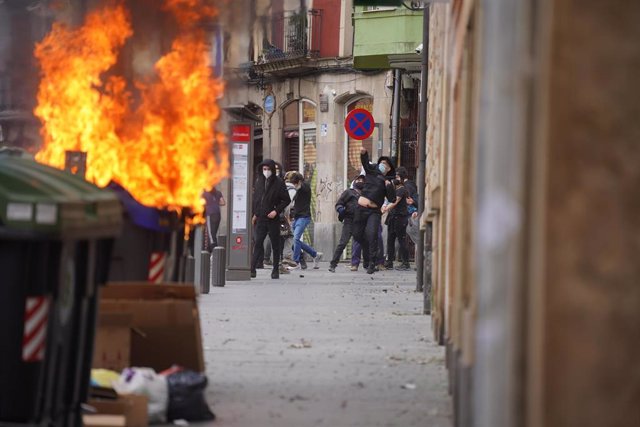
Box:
[30,0,229,282]
[0,152,122,427]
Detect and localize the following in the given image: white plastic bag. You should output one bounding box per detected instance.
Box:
[113,367,169,424]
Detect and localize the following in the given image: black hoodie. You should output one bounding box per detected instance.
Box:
[252,159,291,219]
[360,151,396,208]
[335,187,360,221]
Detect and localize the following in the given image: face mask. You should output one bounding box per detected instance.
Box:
[263,170,272,179]
[354,182,365,190]
[378,163,387,174]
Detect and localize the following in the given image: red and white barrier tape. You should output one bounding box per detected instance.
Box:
[148,252,166,283]
[22,296,50,362]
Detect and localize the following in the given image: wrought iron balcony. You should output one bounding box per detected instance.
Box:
[258,9,322,65]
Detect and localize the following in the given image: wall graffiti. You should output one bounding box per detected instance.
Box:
[315,177,344,222]
[316,178,335,202]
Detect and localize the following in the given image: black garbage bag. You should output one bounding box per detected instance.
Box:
[166,370,216,422]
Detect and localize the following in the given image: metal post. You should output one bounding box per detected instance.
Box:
[211,246,226,287]
[423,222,433,313]
[200,251,211,294]
[391,68,402,159]
[193,226,204,290]
[185,255,195,284]
[416,4,430,292]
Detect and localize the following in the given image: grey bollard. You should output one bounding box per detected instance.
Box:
[211,246,226,287]
[185,255,195,284]
[200,251,211,294]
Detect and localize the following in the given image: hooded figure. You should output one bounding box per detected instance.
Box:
[252,159,291,220]
[251,159,291,279]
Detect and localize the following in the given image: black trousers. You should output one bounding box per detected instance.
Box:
[330,219,354,267]
[353,207,382,268]
[206,212,221,248]
[387,215,409,264]
[251,218,280,273]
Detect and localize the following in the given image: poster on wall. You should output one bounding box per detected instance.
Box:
[232,142,248,234]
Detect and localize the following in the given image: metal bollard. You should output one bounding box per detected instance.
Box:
[200,251,211,294]
[211,246,226,287]
[185,255,195,284]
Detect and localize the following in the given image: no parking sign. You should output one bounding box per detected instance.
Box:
[344,109,375,140]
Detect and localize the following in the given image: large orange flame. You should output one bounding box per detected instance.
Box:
[34,0,227,218]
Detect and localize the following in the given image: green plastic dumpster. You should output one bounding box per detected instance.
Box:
[0,152,122,427]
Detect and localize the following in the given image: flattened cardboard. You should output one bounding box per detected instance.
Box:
[101,283,196,300]
[87,394,148,427]
[99,283,204,372]
[93,313,132,372]
[83,414,126,427]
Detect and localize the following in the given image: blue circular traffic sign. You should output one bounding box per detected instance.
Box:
[345,108,374,140]
[264,95,275,115]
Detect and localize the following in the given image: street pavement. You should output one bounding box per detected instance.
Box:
[197,262,452,427]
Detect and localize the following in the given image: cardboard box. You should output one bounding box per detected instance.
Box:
[98,283,204,372]
[93,312,133,372]
[84,394,148,427]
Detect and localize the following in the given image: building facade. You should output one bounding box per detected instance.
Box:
[221,0,424,255]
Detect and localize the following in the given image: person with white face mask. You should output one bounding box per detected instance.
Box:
[352,149,397,274]
[250,159,291,279]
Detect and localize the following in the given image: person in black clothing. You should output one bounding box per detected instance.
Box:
[396,166,419,215]
[263,162,285,266]
[251,159,291,279]
[353,148,396,274]
[383,179,410,270]
[328,175,365,272]
[202,186,226,249]
[287,172,322,270]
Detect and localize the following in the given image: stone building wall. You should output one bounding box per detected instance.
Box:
[240,71,391,256]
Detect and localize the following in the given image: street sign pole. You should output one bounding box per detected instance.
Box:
[226,122,254,281]
[416,4,429,297]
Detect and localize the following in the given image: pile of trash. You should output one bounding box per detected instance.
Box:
[89,366,215,425]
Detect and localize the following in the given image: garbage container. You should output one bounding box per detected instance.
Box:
[0,154,122,427]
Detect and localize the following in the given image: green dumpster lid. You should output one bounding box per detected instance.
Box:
[0,153,122,239]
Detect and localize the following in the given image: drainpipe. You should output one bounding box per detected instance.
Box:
[391,68,401,159]
[416,4,429,293]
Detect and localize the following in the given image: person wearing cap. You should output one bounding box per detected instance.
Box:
[353,148,396,275]
[328,175,364,272]
[250,159,291,279]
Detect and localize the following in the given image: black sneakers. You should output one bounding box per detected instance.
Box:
[250,270,257,278]
[366,266,376,275]
[328,265,336,273]
[271,270,279,279]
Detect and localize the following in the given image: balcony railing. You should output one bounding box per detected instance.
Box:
[259,9,322,64]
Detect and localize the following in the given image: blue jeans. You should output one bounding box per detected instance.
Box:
[292,216,317,262]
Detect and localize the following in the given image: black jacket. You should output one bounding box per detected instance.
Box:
[404,179,418,201]
[335,188,360,221]
[360,152,396,208]
[252,159,291,219]
[293,182,312,218]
